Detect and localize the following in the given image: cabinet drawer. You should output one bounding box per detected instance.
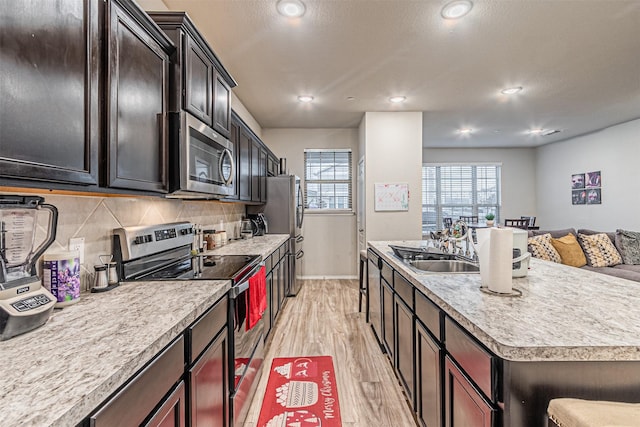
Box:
[90,335,185,427]
[265,253,273,273]
[415,291,441,342]
[368,250,379,268]
[188,296,228,363]
[444,317,496,401]
[381,259,393,285]
[393,271,413,308]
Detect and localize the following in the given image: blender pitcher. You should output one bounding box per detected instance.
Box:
[0,195,58,340]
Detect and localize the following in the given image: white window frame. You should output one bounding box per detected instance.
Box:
[422,163,502,235]
[304,148,353,213]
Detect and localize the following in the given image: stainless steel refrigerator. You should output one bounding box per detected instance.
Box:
[249,175,304,295]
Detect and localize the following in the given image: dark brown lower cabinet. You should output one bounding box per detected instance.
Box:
[395,297,414,404]
[445,356,495,427]
[144,381,186,427]
[415,321,442,427]
[89,336,185,427]
[188,328,228,427]
[367,252,382,344]
[381,278,394,359]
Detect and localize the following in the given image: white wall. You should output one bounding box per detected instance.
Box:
[232,94,263,138]
[423,148,537,224]
[536,118,640,230]
[261,128,360,278]
[364,112,423,242]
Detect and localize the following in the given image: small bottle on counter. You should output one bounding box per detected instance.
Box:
[203,230,216,250]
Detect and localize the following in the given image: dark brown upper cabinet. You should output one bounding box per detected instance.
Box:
[148,12,237,139]
[105,0,173,193]
[184,36,214,125]
[0,0,100,185]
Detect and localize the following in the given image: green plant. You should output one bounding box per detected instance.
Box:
[485,212,495,221]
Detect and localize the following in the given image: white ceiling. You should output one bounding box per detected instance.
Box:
[157,0,640,148]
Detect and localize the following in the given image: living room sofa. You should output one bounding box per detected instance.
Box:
[528,228,640,282]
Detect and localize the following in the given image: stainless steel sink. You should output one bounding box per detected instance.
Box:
[407,259,480,273]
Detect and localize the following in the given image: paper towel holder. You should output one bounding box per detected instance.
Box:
[480,287,523,297]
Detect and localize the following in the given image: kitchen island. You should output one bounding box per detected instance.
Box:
[368,241,640,427]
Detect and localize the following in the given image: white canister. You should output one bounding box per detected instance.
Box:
[43,251,81,307]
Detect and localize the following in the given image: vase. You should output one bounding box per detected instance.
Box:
[486,220,494,227]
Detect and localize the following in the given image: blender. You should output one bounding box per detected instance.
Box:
[0,195,58,340]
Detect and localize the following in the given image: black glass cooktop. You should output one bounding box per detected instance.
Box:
[143,254,261,283]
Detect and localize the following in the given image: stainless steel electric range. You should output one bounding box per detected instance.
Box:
[112,222,264,427]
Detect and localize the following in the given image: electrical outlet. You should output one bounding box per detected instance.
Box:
[69,237,85,264]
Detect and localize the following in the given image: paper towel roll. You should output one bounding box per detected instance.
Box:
[477,228,513,293]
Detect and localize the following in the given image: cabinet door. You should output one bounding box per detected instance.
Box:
[259,147,267,202]
[382,278,394,359]
[269,270,278,325]
[395,297,414,405]
[213,72,231,138]
[444,356,495,427]
[264,270,272,341]
[238,127,252,201]
[0,0,99,185]
[106,0,169,193]
[416,322,442,427]
[189,328,229,427]
[250,140,261,202]
[225,119,240,200]
[144,381,186,427]
[367,254,382,345]
[184,35,213,125]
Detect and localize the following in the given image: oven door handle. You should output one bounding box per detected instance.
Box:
[229,262,264,299]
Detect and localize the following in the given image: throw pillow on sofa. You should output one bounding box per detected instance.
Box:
[528,233,561,263]
[550,234,587,267]
[577,233,623,267]
[615,229,640,265]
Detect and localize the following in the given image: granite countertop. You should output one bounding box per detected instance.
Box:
[369,240,640,362]
[0,279,230,427]
[205,234,289,258]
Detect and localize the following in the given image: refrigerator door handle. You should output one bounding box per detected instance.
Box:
[296,250,304,260]
[296,235,304,243]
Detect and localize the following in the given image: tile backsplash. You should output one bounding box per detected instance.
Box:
[1,190,245,290]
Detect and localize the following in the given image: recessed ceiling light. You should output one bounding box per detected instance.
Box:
[346,96,356,101]
[276,0,306,17]
[528,128,544,135]
[441,0,473,19]
[501,86,523,95]
[389,96,406,103]
[459,128,473,134]
[298,95,314,103]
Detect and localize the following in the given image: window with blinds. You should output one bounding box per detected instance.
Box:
[422,164,501,234]
[304,149,352,210]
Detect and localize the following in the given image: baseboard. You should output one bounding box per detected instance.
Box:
[302,275,358,280]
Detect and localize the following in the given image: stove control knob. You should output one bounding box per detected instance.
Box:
[133,236,144,245]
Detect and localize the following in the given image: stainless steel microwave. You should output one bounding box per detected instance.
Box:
[168,112,234,198]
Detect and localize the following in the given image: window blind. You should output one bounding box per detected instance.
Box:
[304,149,352,210]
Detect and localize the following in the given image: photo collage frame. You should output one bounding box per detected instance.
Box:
[571,171,601,205]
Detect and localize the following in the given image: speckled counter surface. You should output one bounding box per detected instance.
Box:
[369,241,640,362]
[0,279,230,427]
[205,234,289,258]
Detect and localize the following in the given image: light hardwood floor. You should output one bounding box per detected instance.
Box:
[243,279,418,427]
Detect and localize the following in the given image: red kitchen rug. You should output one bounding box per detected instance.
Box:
[257,356,342,427]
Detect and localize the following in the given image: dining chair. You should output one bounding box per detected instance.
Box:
[520,216,536,228]
[504,218,529,229]
[459,215,478,224]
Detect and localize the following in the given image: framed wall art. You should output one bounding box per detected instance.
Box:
[572,171,601,205]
